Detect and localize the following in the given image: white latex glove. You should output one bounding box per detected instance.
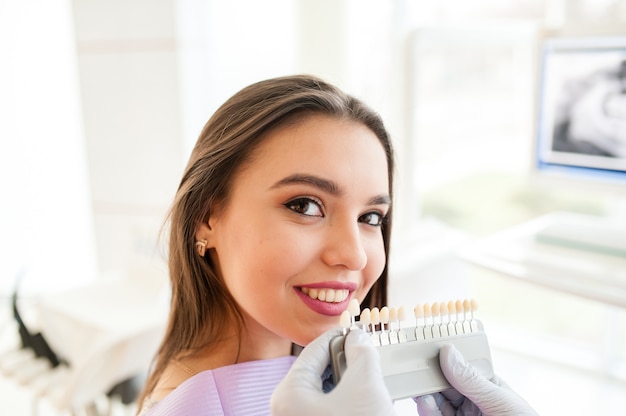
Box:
[414,344,538,416]
[271,327,396,416]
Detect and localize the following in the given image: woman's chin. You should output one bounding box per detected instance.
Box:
[292,323,339,347]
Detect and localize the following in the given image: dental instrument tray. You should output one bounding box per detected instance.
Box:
[329,299,494,400]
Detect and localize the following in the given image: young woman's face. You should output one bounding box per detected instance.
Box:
[202,114,390,347]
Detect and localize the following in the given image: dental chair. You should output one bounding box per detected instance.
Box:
[0,273,167,415]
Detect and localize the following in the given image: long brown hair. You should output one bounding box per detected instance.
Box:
[139,75,395,407]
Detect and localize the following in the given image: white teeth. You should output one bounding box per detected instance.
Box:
[301,287,349,303]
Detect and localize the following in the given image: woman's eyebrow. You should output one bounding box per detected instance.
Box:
[271,173,342,196]
[270,173,391,206]
[368,194,392,206]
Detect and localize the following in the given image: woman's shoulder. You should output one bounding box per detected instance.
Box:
[142,355,297,416]
[137,360,197,415]
[148,359,198,402]
[137,398,159,416]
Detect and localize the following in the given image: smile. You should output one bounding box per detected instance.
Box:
[300,287,350,303]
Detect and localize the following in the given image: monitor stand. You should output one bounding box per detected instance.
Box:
[533,211,626,257]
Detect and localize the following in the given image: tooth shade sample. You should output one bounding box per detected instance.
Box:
[379,306,389,324]
[340,310,351,329]
[423,304,432,318]
[370,307,380,325]
[349,298,360,316]
[389,307,398,323]
[360,308,371,326]
[398,306,406,321]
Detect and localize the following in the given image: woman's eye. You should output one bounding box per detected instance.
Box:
[285,197,323,217]
[360,212,384,227]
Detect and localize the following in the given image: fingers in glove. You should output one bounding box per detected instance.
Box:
[439,343,498,400]
[414,394,445,416]
[438,344,538,416]
[439,344,537,416]
[343,328,380,368]
[290,328,343,375]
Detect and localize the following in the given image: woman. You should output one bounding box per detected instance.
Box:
[138,74,394,414]
[138,75,537,416]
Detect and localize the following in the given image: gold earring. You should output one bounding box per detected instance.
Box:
[195,240,207,256]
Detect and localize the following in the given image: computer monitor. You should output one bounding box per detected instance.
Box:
[531,35,626,253]
[534,35,626,193]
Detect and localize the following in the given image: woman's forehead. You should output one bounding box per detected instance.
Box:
[243,115,389,188]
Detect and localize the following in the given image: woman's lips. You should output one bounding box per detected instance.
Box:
[295,281,358,316]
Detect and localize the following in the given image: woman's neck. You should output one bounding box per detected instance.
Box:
[236,321,293,363]
[183,317,293,372]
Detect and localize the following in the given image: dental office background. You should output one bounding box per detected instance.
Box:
[1,0,626,414]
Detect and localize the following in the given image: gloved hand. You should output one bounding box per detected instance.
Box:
[414,344,538,416]
[271,327,396,416]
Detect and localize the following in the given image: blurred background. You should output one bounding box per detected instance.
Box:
[1,0,625,414]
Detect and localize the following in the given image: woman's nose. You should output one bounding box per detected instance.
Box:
[321,219,367,271]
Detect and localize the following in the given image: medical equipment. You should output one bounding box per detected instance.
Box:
[329,299,494,400]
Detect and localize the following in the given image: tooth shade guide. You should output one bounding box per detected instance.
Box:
[329,299,492,401]
[338,298,480,344]
[395,299,478,334]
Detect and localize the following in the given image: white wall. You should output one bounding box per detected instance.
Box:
[0,0,97,295]
[71,0,184,278]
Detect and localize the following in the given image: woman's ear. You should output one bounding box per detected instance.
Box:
[195,210,221,254]
[195,219,215,250]
[195,201,223,256]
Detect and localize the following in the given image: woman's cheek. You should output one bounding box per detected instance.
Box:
[365,240,387,288]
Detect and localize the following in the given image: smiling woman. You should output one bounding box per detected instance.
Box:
[195,114,390,346]
[137,75,396,415]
